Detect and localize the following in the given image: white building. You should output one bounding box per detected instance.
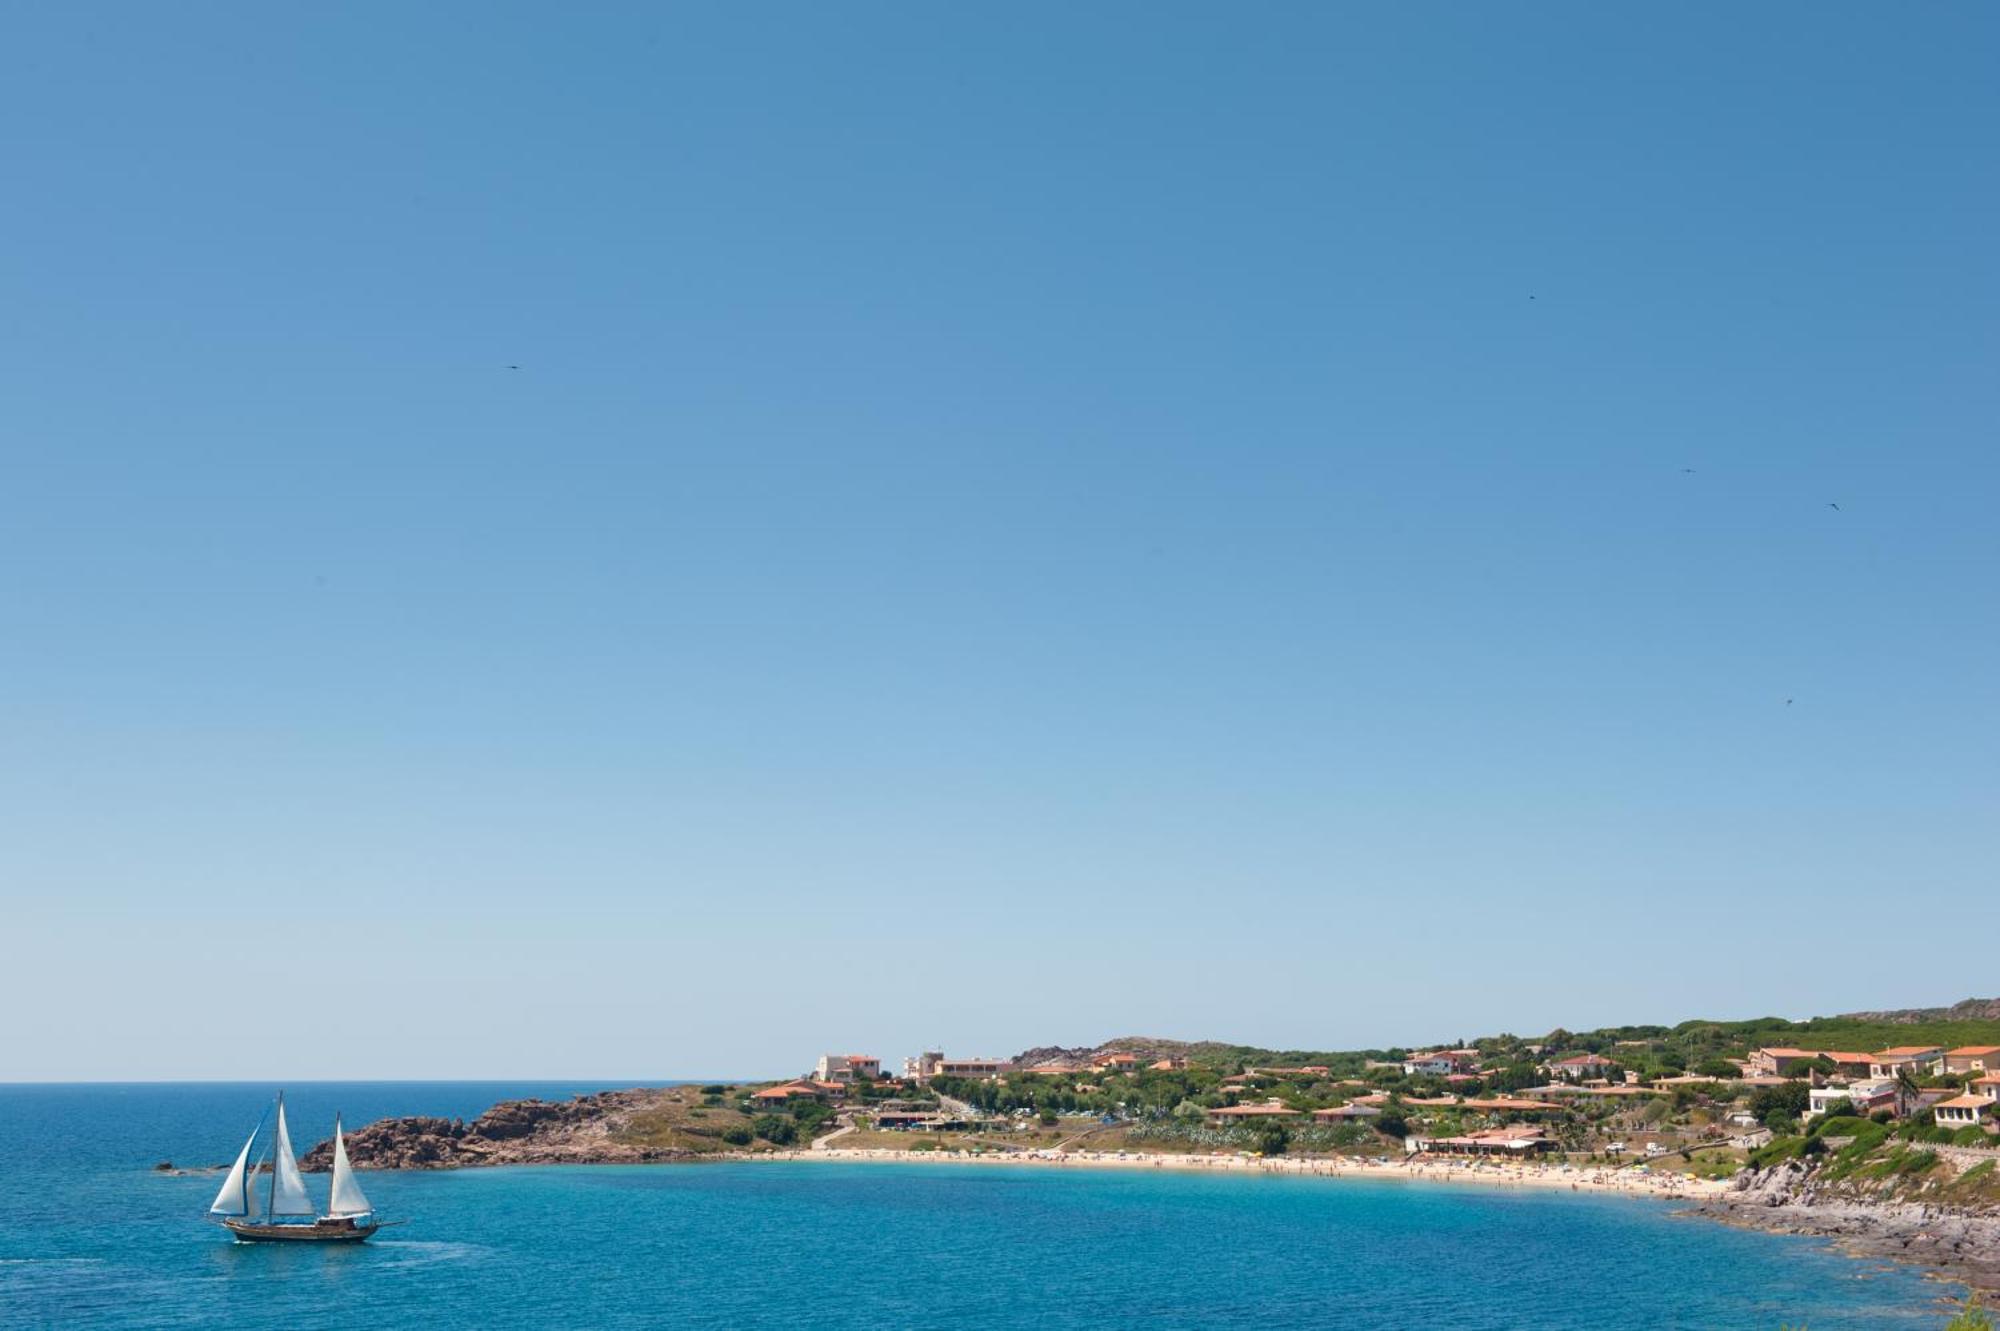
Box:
[1805,1080,1902,1121]
[1933,1094,1999,1132]
[814,1054,881,1083]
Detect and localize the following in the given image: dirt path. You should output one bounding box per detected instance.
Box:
[811,1121,858,1152]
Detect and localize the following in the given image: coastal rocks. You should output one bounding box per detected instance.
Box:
[1730,1160,1812,1206]
[298,1090,695,1172]
[1702,1165,2000,1297]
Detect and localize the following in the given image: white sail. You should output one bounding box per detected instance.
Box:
[326,1116,373,1218]
[268,1099,315,1216]
[208,1130,259,1216]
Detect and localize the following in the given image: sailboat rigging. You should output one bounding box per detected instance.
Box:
[208,1093,388,1243]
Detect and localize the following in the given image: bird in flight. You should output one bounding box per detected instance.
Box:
[1827,502,1840,511]
[1681,468,1696,474]
[507,364,521,370]
[1786,698,1793,706]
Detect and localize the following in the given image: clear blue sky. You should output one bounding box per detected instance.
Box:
[3,4,1994,1080]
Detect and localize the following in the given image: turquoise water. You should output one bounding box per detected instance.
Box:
[0,1084,1956,1328]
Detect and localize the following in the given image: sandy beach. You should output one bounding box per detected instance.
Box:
[738,1145,1733,1201]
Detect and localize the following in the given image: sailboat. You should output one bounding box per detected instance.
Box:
[209,1092,384,1242]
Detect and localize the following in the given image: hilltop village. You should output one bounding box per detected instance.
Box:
[735,1031,1999,1183]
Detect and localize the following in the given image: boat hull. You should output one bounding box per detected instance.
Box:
[221,1218,379,1244]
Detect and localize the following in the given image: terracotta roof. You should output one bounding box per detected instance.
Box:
[1209,1104,1300,1118]
[1874,1046,1942,1058]
[1947,1046,2000,1058]
[1933,1094,1998,1111]
[1461,1098,1553,1112]
[1757,1048,1814,1059]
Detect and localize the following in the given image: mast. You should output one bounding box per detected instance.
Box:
[267,1091,281,1220]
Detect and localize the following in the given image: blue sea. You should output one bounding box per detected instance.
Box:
[0,1083,1959,1328]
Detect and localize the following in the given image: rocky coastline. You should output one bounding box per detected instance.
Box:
[299,1089,698,1171]
[1692,1160,2000,1299]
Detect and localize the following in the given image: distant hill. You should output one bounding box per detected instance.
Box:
[1012,1035,1391,1069]
[1833,996,2000,1026]
[1013,998,2000,1068]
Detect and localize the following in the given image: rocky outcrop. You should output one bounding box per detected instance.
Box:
[1011,1037,1236,1068]
[299,1089,698,1171]
[1696,1164,2000,1297]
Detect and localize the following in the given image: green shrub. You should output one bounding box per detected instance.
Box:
[1749,1135,1808,1169]
[720,1125,753,1146]
[1807,1114,1865,1139]
[1253,1125,1290,1156]
[1945,1296,1992,1331]
[751,1115,798,1145]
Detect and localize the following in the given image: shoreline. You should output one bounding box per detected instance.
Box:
[734,1146,1997,1303]
[737,1143,1732,1201]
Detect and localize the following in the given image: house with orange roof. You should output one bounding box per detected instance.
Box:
[1460,1097,1557,1114]
[751,1080,829,1105]
[1205,1100,1302,1128]
[1933,1094,1999,1132]
[1819,1051,1876,1078]
[1748,1048,1817,1078]
[1870,1047,1943,1079]
[1416,1124,1551,1155]
[1969,1074,2000,1101]
[1940,1046,2000,1076]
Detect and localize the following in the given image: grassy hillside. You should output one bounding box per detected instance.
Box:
[608,1085,791,1154]
[1061,1000,2000,1069]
